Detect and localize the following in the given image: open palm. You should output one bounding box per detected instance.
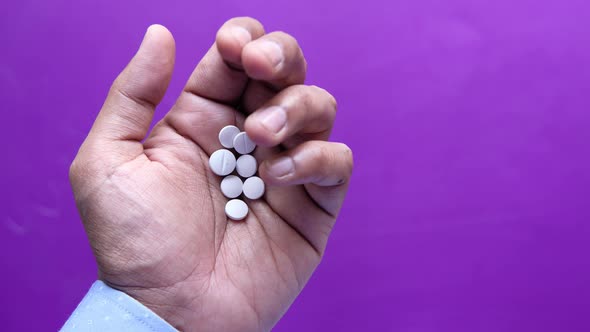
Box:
[69,18,352,331]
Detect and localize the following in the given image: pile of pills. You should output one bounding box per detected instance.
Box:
[209,125,266,221]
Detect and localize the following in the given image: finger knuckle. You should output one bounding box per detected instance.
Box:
[318,86,338,115]
[271,31,298,45]
[315,145,333,173]
[307,84,323,94]
[281,85,309,111]
[289,84,308,95]
[305,85,337,121]
[297,85,315,109]
[327,92,338,113]
[338,143,354,176]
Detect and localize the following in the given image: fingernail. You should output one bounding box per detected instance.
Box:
[231,27,251,47]
[259,40,284,68]
[258,106,287,134]
[267,156,294,178]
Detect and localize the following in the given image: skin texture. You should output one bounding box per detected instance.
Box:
[69,17,353,332]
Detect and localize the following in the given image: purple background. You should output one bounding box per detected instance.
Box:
[2,0,590,331]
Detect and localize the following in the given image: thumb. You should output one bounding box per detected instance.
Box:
[90,24,175,144]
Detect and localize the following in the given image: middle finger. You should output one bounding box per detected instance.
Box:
[245,85,337,148]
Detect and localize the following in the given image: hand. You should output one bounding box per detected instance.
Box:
[69,17,353,331]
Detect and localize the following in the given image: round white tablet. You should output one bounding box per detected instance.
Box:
[208,149,236,176]
[233,132,256,155]
[218,125,240,149]
[220,175,243,198]
[243,176,265,200]
[225,199,249,220]
[236,155,257,178]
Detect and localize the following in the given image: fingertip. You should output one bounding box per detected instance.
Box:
[259,169,281,187]
[258,156,296,186]
[146,24,169,34]
[257,162,274,184]
[226,16,265,34]
[244,107,287,147]
[216,17,265,67]
[241,32,306,88]
[216,26,251,66]
[244,121,272,148]
[242,39,284,80]
[139,24,176,67]
[144,24,175,46]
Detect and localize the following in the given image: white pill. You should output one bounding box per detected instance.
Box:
[225,199,249,221]
[218,125,240,149]
[233,132,256,155]
[236,155,257,178]
[220,175,243,198]
[208,149,236,176]
[243,176,265,200]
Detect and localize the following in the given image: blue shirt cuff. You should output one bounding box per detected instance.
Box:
[60,280,178,332]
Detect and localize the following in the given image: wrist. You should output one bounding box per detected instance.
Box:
[101,279,193,330]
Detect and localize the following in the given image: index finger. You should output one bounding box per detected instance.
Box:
[182,17,265,105]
